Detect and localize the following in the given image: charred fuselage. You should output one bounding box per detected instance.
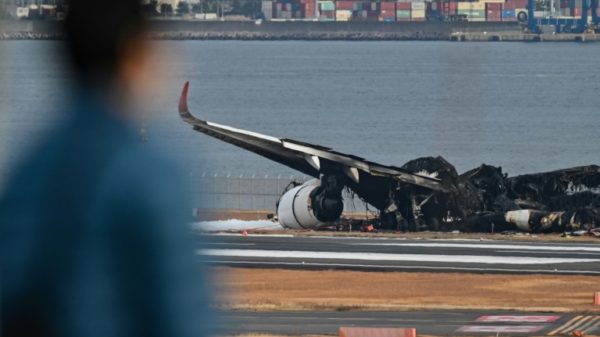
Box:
[380,157,600,233]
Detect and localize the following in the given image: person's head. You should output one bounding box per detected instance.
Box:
[64,0,154,105]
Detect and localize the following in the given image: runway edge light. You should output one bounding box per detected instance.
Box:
[339,327,417,337]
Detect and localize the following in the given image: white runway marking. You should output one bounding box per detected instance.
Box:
[205,260,600,274]
[499,250,600,256]
[352,242,600,252]
[475,315,561,323]
[457,325,545,333]
[199,249,600,265]
[205,233,294,238]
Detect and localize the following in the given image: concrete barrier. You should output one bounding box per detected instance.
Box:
[340,327,417,337]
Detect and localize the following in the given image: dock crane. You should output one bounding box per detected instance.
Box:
[523,0,599,33]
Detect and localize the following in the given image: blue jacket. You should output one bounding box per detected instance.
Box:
[0,95,213,337]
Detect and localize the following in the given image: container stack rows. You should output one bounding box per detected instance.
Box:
[262,0,594,22]
[267,0,319,19]
[12,4,63,20]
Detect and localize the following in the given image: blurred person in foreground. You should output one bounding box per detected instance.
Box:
[0,1,213,337]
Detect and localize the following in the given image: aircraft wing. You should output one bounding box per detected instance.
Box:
[178,82,445,202]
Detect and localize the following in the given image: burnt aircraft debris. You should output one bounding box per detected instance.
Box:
[397,156,600,233]
[178,82,600,234]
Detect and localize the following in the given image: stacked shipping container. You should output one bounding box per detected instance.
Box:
[380,1,396,21]
[261,0,596,23]
[266,0,318,19]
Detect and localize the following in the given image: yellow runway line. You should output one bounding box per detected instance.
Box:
[548,316,583,336]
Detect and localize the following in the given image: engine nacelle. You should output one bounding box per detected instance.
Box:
[277,178,344,229]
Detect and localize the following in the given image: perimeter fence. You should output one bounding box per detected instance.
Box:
[190,172,368,212]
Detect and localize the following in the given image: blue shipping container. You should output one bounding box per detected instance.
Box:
[502,9,515,17]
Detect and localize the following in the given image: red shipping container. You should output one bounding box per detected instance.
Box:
[320,9,335,17]
[486,3,503,11]
[443,1,457,15]
[504,0,528,9]
[337,1,355,10]
[305,3,316,17]
[397,2,411,10]
[381,2,396,10]
[486,14,502,20]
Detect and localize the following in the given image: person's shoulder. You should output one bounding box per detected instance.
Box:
[0,129,64,202]
[97,140,188,204]
[112,140,183,181]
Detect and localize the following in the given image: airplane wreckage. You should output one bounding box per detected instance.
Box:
[178,82,600,233]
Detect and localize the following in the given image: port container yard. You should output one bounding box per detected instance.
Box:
[262,0,600,23]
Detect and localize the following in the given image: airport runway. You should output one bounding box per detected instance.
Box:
[217,310,600,336]
[198,235,600,274]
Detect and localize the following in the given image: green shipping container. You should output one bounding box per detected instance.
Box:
[319,1,335,11]
[457,9,485,17]
[396,9,411,17]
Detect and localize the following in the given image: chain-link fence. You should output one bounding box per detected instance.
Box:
[190,172,369,212]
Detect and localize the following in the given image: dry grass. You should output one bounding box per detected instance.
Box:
[212,267,600,313]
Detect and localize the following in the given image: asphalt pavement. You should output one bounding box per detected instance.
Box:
[198,234,600,274]
[217,310,600,336]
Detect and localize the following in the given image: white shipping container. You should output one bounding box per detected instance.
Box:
[15,7,29,18]
[262,1,272,10]
[411,9,426,17]
[205,13,218,19]
[457,2,485,10]
[336,9,353,20]
[411,2,426,10]
[262,1,273,19]
[371,2,377,11]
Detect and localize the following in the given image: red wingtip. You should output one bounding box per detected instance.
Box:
[178,81,189,113]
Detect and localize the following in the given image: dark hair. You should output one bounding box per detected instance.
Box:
[64,0,147,86]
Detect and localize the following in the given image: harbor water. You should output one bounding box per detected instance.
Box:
[1,40,599,207]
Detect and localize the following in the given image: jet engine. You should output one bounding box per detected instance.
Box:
[276,177,344,229]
